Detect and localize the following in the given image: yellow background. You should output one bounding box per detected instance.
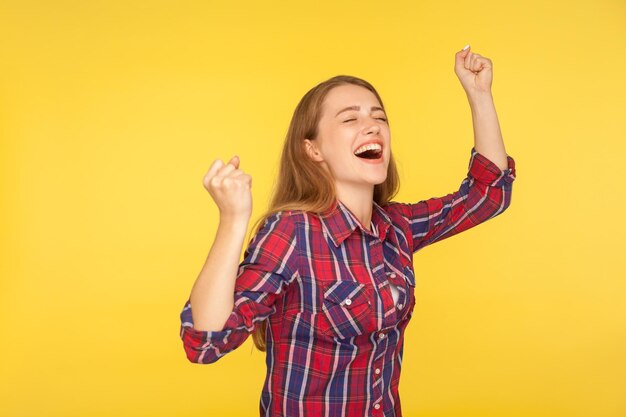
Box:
[1,1,625,416]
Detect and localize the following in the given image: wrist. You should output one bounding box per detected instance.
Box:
[467,91,494,107]
[218,213,250,230]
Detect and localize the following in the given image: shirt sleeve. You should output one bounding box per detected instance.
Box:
[393,147,516,253]
[179,211,300,364]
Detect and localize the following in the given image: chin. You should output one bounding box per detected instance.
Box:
[369,175,388,185]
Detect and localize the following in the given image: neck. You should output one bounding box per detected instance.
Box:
[335,183,375,231]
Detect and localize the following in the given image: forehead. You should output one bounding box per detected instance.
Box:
[322,84,381,111]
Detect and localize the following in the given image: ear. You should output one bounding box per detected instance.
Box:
[304,139,324,162]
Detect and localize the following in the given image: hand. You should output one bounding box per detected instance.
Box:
[202,155,252,220]
[454,45,493,97]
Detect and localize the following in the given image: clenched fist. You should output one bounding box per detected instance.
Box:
[203,155,252,220]
[454,45,493,97]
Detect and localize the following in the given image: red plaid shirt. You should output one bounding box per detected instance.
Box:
[180,147,516,416]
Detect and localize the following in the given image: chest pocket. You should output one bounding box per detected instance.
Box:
[321,280,374,339]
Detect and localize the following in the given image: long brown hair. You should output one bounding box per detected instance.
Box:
[250,75,400,351]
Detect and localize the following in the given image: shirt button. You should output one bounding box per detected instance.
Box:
[389,273,396,278]
[397,303,403,309]
[344,298,352,306]
[378,332,385,340]
[374,403,381,410]
[374,368,381,375]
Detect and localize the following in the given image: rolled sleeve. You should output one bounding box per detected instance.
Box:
[468,147,516,187]
[388,147,517,253]
[180,211,300,364]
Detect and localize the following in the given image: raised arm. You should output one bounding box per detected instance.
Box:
[455,44,509,169]
[188,155,253,332]
[180,211,299,364]
[390,147,516,253]
[387,46,517,253]
[179,155,300,363]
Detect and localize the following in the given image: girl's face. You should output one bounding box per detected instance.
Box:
[304,84,391,191]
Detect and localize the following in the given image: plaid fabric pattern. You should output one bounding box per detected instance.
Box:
[180,147,516,416]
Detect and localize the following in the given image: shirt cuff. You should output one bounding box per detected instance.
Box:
[180,301,239,348]
[468,147,516,187]
[180,322,232,348]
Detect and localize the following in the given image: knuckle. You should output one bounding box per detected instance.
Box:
[209,176,221,187]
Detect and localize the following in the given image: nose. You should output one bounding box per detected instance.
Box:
[364,120,381,135]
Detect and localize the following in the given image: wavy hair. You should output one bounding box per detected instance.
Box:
[250,75,400,351]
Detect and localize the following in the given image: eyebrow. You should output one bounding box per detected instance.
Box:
[335,105,385,117]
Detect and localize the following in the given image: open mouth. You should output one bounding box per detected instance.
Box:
[354,143,383,160]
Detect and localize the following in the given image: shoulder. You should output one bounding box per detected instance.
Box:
[259,210,307,229]
[260,209,331,229]
[246,211,305,259]
[378,200,414,223]
[252,210,308,244]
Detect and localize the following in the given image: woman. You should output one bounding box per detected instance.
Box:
[180,45,517,416]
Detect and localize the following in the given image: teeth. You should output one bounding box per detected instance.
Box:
[354,143,382,155]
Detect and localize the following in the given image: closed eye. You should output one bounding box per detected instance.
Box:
[343,117,387,123]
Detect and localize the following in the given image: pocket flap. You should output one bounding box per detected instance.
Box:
[323,281,367,307]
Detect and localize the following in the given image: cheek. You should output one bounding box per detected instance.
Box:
[328,152,352,169]
[322,137,352,158]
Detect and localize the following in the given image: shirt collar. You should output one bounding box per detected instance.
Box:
[318,199,392,247]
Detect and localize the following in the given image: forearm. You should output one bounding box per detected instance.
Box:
[468,92,509,170]
[189,215,250,332]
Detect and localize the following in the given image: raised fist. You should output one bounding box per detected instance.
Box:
[202,155,252,220]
